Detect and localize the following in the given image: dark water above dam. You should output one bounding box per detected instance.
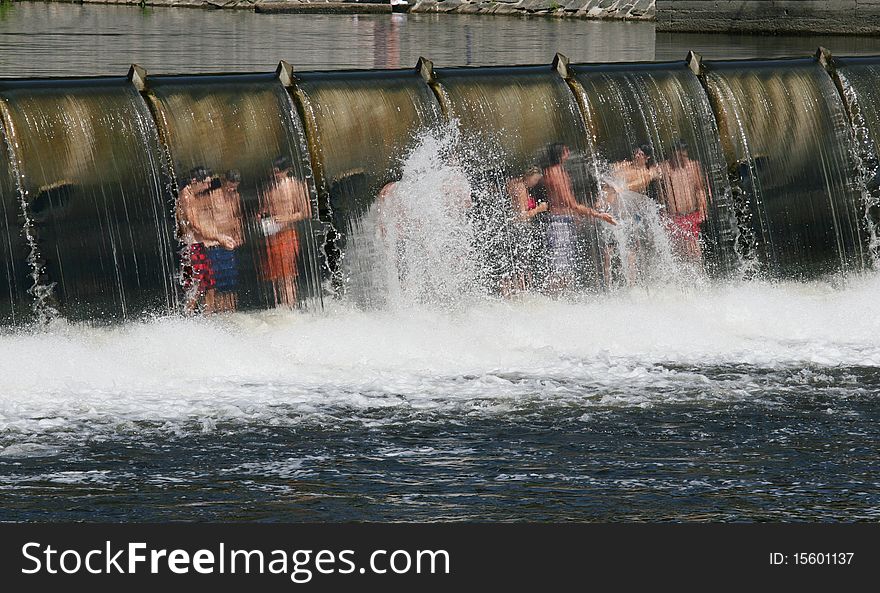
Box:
[4,2,880,75]
[1,3,880,522]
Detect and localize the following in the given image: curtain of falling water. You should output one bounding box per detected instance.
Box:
[569,62,736,283]
[293,69,441,307]
[0,118,31,324]
[431,66,606,294]
[702,59,866,278]
[0,78,178,322]
[833,57,880,259]
[144,74,322,312]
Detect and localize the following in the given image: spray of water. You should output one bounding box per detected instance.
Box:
[343,122,717,309]
[599,169,700,288]
[2,273,880,452]
[344,124,484,309]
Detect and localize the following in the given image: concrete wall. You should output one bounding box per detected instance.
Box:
[657,0,880,34]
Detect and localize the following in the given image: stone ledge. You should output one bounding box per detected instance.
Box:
[410,0,655,20]
[72,0,259,9]
[255,2,392,13]
[43,0,657,19]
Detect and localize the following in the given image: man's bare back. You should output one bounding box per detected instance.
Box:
[543,164,615,225]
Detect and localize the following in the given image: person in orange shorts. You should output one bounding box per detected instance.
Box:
[259,156,312,307]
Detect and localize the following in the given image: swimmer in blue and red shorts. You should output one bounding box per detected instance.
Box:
[177,167,245,313]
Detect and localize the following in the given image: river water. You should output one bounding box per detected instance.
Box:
[3,2,880,74]
[0,2,879,521]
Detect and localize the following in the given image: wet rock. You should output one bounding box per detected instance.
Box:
[518,0,556,11]
[433,0,465,12]
[455,2,482,13]
[492,4,521,14]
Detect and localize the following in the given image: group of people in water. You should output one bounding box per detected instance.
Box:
[175,137,710,313]
[371,138,710,300]
[506,139,709,291]
[176,156,312,313]
[609,139,709,259]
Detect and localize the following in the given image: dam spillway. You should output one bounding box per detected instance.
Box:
[0,76,177,323]
[699,57,866,278]
[565,59,734,277]
[292,65,442,302]
[0,49,877,324]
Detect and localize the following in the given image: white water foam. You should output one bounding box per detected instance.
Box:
[1,274,879,446]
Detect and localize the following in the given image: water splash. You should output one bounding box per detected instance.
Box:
[1,274,880,447]
[599,171,695,288]
[374,124,484,308]
[343,122,717,308]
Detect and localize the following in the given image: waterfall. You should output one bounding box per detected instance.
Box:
[293,67,442,303]
[568,61,737,279]
[834,57,880,264]
[0,78,177,322]
[145,73,323,313]
[0,54,878,324]
[702,59,866,278]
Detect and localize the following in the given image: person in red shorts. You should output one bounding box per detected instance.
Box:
[177,166,215,313]
[658,140,709,262]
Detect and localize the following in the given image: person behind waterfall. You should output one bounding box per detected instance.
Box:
[376,179,408,285]
[506,165,549,291]
[259,156,312,307]
[658,139,708,262]
[177,166,215,313]
[178,168,245,313]
[601,144,660,285]
[203,169,245,313]
[541,142,616,290]
[611,144,660,194]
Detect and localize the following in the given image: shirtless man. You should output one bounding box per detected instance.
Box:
[260,156,312,307]
[177,168,245,313]
[377,180,400,238]
[541,143,616,288]
[177,167,214,313]
[207,170,245,312]
[375,180,411,286]
[658,140,709,261]
[603,144,660,228]
[611,144,660,194]
[601,145,660,285]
